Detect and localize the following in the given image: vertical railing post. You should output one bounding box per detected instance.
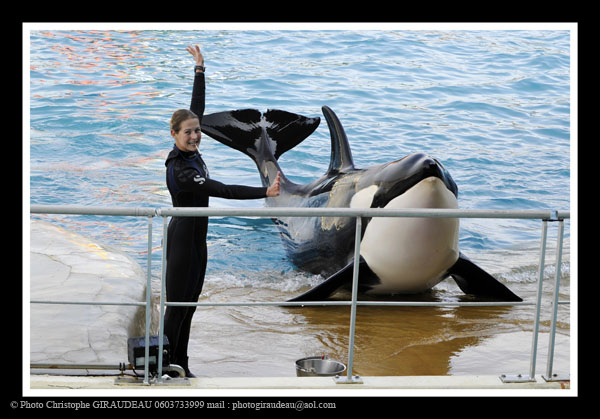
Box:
[157,216,169,382]
[543,219,569,382]
[143,215,153,385]
[501,219,547,383]
[529,219,549,380]
[529,220,548,381]
[335,216,363,384]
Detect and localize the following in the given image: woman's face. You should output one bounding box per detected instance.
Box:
[172,118,201,152]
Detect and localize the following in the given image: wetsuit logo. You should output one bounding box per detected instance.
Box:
[193,175,205,184]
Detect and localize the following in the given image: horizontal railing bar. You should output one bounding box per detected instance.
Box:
[30,300,146,307]
[30,204,570,220]
[164,300,569,308]
[158,207,571,219]
[30,204,156,217]
[30,363,130,371]
[28,299,569,308]
[168,301,350,307]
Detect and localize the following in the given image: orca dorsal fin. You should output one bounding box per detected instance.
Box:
[322,106,355,174]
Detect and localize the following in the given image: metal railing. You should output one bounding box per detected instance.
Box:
[29,204,570,385]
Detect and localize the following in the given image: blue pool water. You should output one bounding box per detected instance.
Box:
[28,28,571,280]
[27,27,573,377]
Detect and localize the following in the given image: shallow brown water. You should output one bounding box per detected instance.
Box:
[184,271,570,378]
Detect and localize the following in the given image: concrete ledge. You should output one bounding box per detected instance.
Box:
[29,220,156,367]
[29,374,569,390]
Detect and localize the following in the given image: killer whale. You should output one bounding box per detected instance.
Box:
[200,106,521,302]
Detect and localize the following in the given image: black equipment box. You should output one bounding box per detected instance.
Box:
[127,335,170,371]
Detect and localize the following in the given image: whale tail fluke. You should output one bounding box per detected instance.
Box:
[201,109,320,161]
[201,109,319,187]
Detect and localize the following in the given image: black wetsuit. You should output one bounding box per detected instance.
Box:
[164,70,267,376]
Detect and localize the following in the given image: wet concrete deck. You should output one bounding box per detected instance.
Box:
[29,373,570,391]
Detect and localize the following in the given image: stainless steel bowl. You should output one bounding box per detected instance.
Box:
[295,356,346,377]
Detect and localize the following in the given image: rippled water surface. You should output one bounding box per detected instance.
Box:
[28,26,573,378]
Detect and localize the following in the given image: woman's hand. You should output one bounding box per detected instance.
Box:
[266,172,281,197]
[187,44,204,66]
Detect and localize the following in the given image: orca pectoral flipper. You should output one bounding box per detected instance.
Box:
[288,257,375,302]
[448,253,522,302]
[288,261,354,302]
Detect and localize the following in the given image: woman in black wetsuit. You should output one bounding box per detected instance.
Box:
[164,45,281,377]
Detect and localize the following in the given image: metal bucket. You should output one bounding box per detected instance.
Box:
[295,356,346,377]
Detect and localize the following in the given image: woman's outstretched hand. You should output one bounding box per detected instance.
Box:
[187,44,204,66]
[266,172,282,197]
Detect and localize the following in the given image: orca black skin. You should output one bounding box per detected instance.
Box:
[201,106,522,302]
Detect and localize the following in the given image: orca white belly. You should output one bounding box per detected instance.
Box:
[359,177,459,294]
